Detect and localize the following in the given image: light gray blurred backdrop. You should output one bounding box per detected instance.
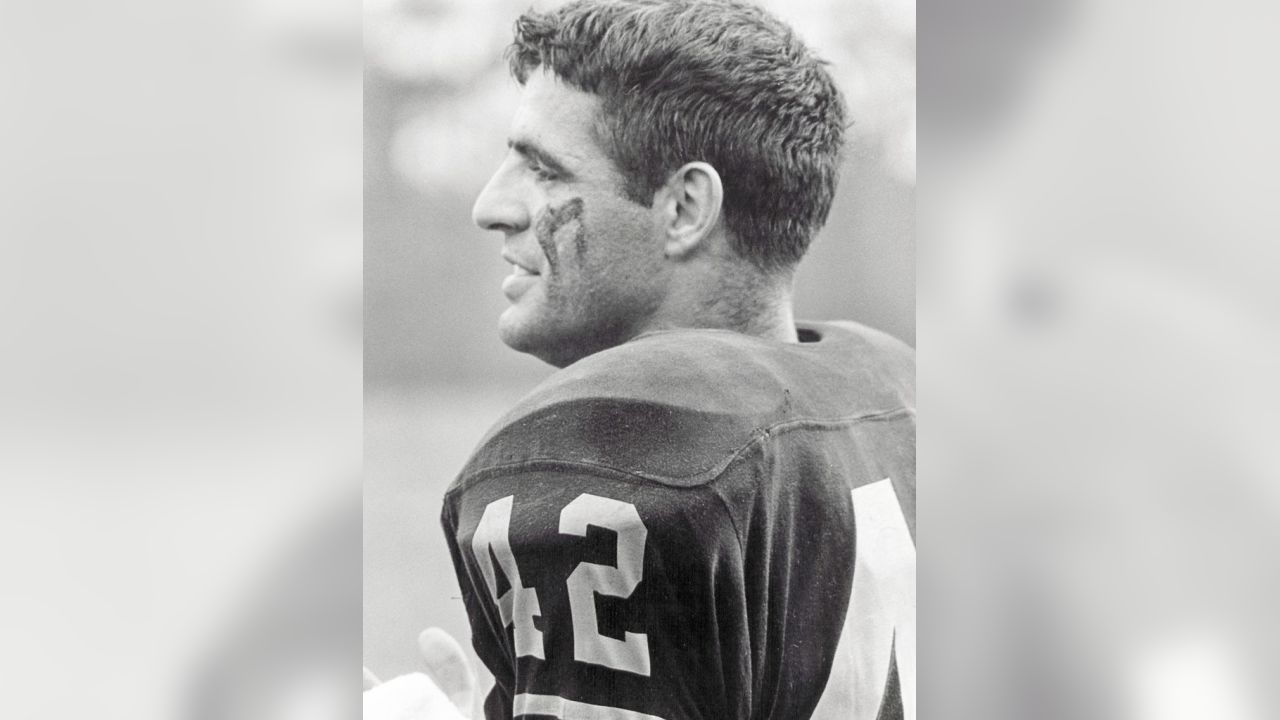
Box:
[362,0,916,691]
[1,0,363,717]
[918,0,1280,718]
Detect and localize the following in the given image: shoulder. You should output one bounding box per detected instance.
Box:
[807,320,915,407]
[503,321,912,419]
[452,322,913,490]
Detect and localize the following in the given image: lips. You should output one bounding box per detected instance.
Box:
[501,252,541,301]
[502,252,540,276]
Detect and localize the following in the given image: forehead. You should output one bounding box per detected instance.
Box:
[509,70,609,167]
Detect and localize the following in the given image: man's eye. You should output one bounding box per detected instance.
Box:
[529,160,558,182]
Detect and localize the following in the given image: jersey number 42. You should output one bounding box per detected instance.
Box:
[471,493,652,676]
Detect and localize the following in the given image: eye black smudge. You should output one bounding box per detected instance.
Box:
[533,197,586,276]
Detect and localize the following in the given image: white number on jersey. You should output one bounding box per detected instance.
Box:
[471,495,546,659]
[469,494,651,676]
[560,493,651,676]
[812,478,916,720]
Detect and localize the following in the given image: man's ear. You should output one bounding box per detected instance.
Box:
[656,162,723,260]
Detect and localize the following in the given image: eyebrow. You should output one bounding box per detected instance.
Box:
[509,138,575,180]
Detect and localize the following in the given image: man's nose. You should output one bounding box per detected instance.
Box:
[471,164,529,234]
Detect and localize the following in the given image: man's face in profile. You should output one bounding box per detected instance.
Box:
[471,70,666,368]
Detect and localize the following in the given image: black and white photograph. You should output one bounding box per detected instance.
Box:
[7,0,1280,718]
[363,0,914,717]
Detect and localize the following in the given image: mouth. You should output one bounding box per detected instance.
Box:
[501,252,541,301]
[502,252,541,276]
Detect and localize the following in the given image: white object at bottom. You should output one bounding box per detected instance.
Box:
[513,693,668,720]
[363,673,467,720]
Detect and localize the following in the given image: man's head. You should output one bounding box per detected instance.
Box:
[473,0,846,367]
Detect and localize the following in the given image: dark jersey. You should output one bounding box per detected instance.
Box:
[442,321,915,720]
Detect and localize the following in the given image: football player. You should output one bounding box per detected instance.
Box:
[442,1,915,718]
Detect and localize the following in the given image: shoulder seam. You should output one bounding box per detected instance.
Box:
[705,405,914,562]
[446,405,914,497]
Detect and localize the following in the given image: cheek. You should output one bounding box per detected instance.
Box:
[539,194,660,305]
[533,197,587,276]
[580,227,665,306]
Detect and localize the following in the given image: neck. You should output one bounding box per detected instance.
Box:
[641,263,799,343]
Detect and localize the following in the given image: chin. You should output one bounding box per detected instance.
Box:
[497,310,593,369]
[498,310,554,363]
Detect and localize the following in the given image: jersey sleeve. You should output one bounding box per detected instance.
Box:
[441,466,754,720]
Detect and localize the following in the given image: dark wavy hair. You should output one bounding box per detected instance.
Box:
[507,0,847,272]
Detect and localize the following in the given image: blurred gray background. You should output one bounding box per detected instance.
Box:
[362,0,916,692]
